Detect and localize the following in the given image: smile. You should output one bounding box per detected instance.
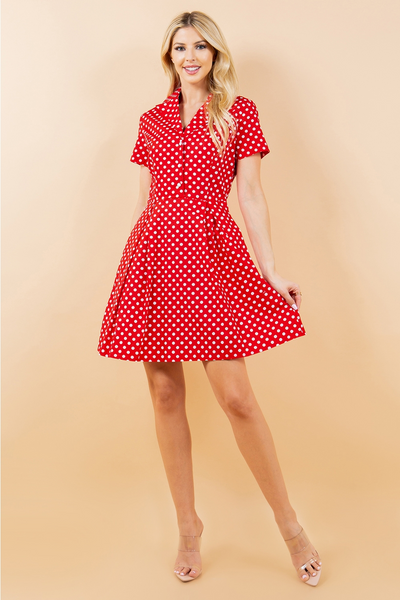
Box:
[183,66,201,74]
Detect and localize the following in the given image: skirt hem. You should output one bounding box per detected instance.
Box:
[97,330,306,362]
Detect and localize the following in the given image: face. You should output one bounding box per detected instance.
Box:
[170,26,216,86]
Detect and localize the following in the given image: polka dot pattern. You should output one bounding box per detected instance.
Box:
[97,87,305,362]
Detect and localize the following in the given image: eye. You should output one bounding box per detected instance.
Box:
[175,46,185,51]
[196,44,207,50]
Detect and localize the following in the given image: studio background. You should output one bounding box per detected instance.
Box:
[2,1,400,598]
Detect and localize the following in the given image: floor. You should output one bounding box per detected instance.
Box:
[3,469,399,600]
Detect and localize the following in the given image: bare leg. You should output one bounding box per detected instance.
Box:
[202,357,321,582]
[143,361,203,579]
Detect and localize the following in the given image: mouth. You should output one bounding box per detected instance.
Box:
[183,66,201,75]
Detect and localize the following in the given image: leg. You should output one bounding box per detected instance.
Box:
[143,361,203,580]
[202,357,321,583]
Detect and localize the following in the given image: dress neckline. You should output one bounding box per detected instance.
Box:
[175,86,213,132]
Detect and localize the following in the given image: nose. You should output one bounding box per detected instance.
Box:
[185,49,196,62]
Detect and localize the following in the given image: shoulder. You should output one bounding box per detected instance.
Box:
[137,103,163,127]
[229,95,260,118]
[138,89,178,125]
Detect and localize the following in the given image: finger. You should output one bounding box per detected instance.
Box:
[292,290,302,310]
[289,287,302,307]
[282,291,297,309]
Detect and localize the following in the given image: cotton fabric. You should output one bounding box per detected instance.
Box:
[97,87,305,362]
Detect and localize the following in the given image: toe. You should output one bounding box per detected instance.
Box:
[174,563,183,574]
[189,567,201,579]
[299,568,310,582]
[305,560,322,581]
[309,559,320,572]
[311,553,322,568]
[188,570,197,579]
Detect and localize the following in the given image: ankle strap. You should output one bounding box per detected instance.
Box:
[284,526,304,542]
[284,527,311,555]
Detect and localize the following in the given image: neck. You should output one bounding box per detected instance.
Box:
[178,82,210,106]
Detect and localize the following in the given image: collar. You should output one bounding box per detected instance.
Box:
[167,86,213,132]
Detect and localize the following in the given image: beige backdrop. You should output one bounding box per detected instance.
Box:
[2,1,400,598]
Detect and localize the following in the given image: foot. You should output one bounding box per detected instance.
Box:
[173,517,204,581]
[283,524,322,585]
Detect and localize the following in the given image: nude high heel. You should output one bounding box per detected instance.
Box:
[284,527,322,586]
[174,531,203,582]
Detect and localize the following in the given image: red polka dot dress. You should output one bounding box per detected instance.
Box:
[97,86,306,362]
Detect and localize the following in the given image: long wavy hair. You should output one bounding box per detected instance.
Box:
[161,11,239,155]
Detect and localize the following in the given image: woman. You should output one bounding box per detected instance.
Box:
[98,11,322,586]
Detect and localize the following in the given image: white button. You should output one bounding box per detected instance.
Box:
[176,182,182,188]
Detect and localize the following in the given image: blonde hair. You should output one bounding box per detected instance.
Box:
[161,11,239,155]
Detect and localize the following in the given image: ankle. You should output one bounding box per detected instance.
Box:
[177,514,203,535]
[274,511,301,540]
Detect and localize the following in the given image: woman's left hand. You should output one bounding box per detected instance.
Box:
[264,274,302,311]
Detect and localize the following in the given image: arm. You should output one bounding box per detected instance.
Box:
[130,165,152,230]
[236,153,302,309]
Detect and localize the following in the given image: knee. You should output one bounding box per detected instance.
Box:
[149,379,185,413]
[220,391,256,419]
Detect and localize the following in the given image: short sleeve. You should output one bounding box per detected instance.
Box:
[130,115,150,167]
[235,99,270,161]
